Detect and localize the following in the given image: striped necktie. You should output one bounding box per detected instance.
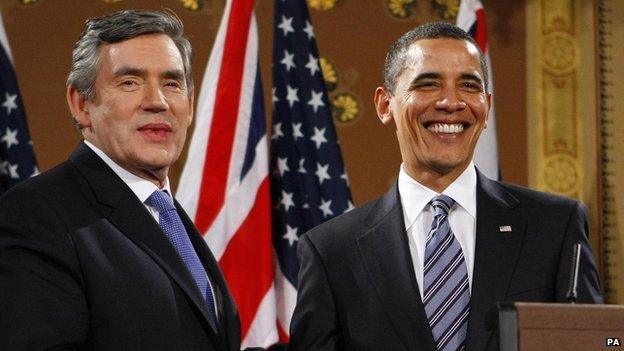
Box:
[146,190,219,329]
[423,195,470,351]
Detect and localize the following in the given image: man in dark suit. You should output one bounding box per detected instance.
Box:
[289,23,602,351]
[0,10,241,350]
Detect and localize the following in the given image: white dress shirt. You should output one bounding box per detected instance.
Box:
[84,141,173,222]
[398,163,477,298]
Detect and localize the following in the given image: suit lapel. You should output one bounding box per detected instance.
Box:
[468,172,526,351]
[69,143,221,339]
[356,184,436,350]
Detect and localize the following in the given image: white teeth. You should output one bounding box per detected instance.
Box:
[427,123,464,134]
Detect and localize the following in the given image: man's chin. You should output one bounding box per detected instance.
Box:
[131,156,176,179]
[428,157,470,175]
[135,148,177,167]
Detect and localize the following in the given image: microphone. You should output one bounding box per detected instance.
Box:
[565,242,582,303]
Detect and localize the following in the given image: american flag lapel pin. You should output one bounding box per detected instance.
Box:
[499,225,512,233]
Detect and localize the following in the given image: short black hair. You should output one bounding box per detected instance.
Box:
[383,22,488,94]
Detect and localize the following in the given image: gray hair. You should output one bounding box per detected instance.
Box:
[67,9,193,101]
[383,22,489,94]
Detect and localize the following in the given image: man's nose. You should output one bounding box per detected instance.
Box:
[434,88,467,113]
[140,83,168,112]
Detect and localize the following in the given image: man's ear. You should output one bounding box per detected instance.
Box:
[483,92,492,130]
[66,85,92,129]
[374,86,393,125]
[187,88,194,125]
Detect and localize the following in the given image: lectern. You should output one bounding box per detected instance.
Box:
[498,302,624,351]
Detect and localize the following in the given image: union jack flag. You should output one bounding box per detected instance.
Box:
[177,0,277,347]
[270,0,353,339]
[0,10,38,195]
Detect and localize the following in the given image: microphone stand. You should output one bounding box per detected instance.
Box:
[565,243,582,303]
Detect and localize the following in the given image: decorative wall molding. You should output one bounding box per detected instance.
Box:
[527,0,604,297]
[598,0,624,304]
[528,0,583,199]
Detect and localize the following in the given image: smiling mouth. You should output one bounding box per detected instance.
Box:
[425,122,468,134]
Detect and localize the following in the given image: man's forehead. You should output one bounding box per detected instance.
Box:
[401,38,483,75]
[98,34,184,71]
[406,37,480,60]
[104,34,177,54]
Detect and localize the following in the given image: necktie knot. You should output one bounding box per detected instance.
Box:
[146,190,176,212]
[431,194,455,216]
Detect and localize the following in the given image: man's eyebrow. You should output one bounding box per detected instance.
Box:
[459,73,484,85]
[161,69,185,81]
[111,68,185,83]
[113,67,146,78]
[410,72,441,85]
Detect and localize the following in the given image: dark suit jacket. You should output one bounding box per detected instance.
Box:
[289,170,602,351]
[0,143,241,350]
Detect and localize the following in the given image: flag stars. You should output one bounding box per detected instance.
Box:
[1,127,19,149]
[341,172,350,185]
[319,198,334,218]
[310,127,327,149]
[1,161,19,179]
[31,166,40,178]
[298,158,307,174]
[278,15,295,37]
[281,190,295,211]
[286,85,299,107]
[277,157,290,176]
[272,6,353,236]
[315,162,331,184]
[307,90,325,113]
[303,20,315,40]
[271,122,284,140]
[283,224,299,246]
[2,93,18,115]
[8,163,18,179]
[281,50,296,71]
[305,54,320,76]
[272,87,279,104]
[292,122,304,141]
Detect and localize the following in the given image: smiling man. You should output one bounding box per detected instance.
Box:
[288,23,602,351]
[0,10,242,350]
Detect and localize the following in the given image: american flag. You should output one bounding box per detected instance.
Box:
[177,0,277,347]
[0,10,38,195]
[457,0,499,180]
[270,0,353,339]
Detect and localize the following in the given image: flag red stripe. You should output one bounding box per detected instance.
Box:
[277,321,289,343]
[475,9,488,52]
[218,177,273,336]
[195,0,255,233]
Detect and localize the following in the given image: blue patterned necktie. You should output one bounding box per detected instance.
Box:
[423,195,470,351]
[145,190,218,328]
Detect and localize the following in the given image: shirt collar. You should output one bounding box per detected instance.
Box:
[398,162,477,229]
[83,140,172,203]
[398,165,437,230]
[442,163,477,219]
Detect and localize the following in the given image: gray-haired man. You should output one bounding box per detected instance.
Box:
[0,10,241,350]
